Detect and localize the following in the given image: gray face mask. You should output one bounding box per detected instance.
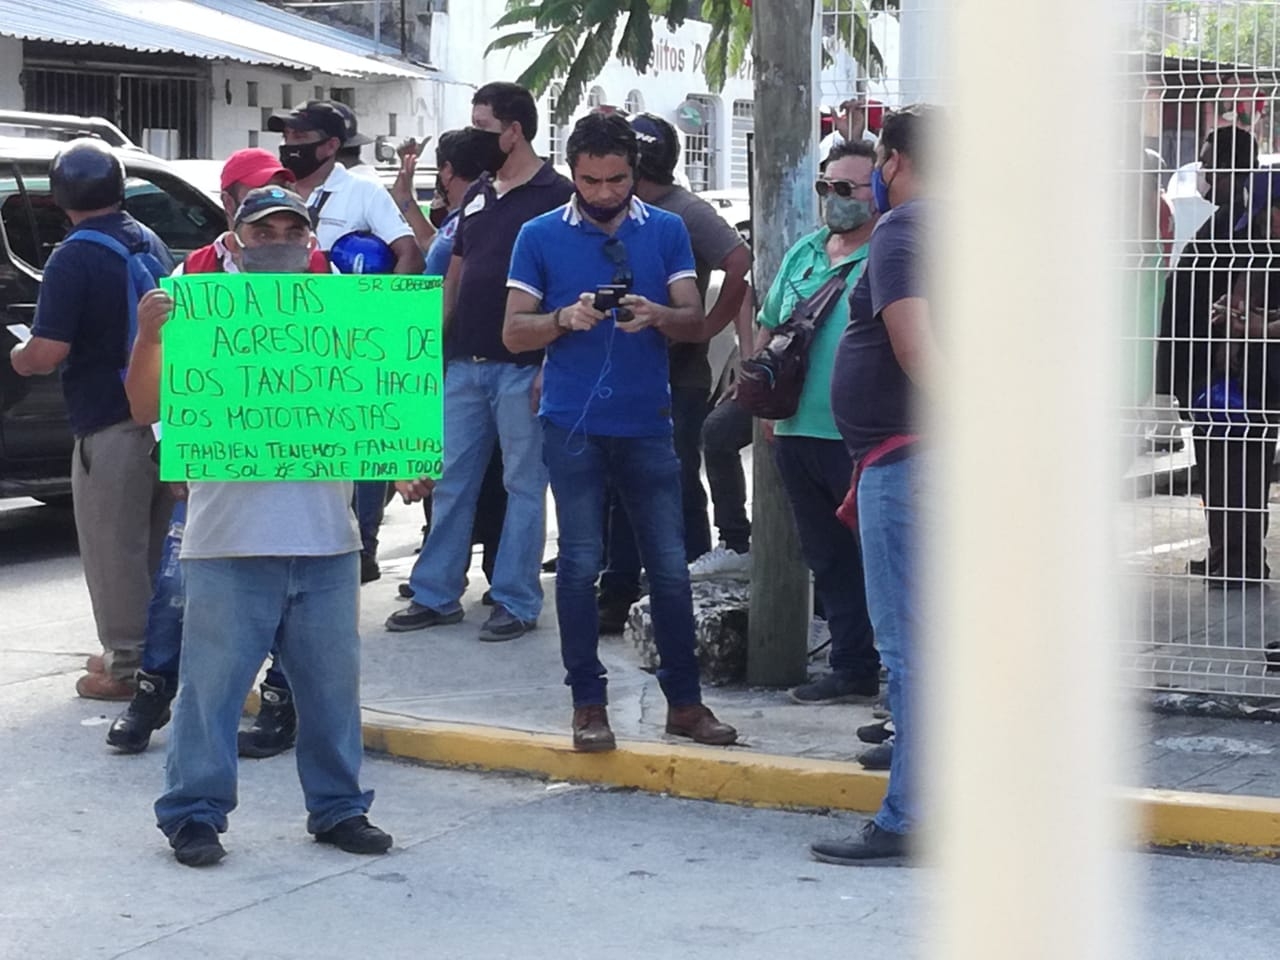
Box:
[824,194,873,234]
[239,242,311,274]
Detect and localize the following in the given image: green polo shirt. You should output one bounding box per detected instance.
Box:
[758,227,869,439]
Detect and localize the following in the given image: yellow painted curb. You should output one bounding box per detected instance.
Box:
[1129,787,1280,849]
[362,712,888,812]
[361,711,1280,851]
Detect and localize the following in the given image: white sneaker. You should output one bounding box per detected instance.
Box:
[688,545,752,581]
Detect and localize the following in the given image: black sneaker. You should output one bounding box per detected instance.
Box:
[478,604,536,642]
[106,670,174,754]
[481,589,495,606]
[789,673,879,705]
[238,682,297,759]
[810,821,910,866]
[856,718,894,744]
[315,815,393,854]
[385,602,464,633]
[360,554,381,584]
[857,739,893,770]
[397,582,414,600]
[171,821,226,867]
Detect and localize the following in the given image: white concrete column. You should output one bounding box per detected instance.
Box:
[930,0,1133,958]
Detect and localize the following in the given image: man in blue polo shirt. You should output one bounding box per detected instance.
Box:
[503,112,737,752]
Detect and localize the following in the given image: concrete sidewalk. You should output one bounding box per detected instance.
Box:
[353,499,1280,851]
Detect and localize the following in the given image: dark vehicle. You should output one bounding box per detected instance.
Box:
[0,111,224,502]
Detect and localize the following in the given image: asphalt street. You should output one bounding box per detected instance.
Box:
[3,496,1280,959]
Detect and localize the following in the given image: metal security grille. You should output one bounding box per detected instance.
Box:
[730,99,754,189]
[1120,0,1280,700]
[21,65,203,158]
[683,94,718,192]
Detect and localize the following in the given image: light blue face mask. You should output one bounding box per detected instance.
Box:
[824,194,874,233]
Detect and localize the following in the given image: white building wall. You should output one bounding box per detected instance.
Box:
[0,37,24,110]
[207,62,440,163]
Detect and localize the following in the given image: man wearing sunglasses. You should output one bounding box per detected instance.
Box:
[756,141,884,718]
[502,112,738,752]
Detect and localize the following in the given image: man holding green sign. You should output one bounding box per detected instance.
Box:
[125,187,436,867]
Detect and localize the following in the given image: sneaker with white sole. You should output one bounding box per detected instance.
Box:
[688,545,751,581]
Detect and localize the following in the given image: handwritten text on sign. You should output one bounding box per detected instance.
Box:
[158,273,443,482]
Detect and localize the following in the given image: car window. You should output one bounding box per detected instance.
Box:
[8,161,224,268]
[0,163,47,270]
[121,170,222,256]
[8,164,67,270]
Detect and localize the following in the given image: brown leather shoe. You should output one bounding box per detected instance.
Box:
[75,672,135,701]
[86,654,105,674]
[666,703,737,746]
[572,705,616,752]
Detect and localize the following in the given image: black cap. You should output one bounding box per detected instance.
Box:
[233,186,312,227]
[630,113,680,185]
[331,101,372,147]
[267,100,349,143]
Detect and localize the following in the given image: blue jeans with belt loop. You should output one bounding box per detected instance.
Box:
[542,419,702,707]
[155,552,371,838]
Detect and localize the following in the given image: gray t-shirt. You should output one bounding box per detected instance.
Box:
[180,480,362,560]
[651,187,748,391]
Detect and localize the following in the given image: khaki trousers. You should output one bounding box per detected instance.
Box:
[70,420,174,681]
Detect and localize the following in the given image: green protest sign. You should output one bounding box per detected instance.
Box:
[158,273,443,482]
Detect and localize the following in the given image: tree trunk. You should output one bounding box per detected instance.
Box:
[746,0,819,687]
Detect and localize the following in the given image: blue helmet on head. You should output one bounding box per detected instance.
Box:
[330,231,396,274]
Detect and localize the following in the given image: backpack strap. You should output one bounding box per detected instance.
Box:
[65,229,167,376]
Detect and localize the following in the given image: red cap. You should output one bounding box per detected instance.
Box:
[219,148,295,192]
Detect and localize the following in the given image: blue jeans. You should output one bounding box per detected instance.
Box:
[353,482,387,558]
[543,419,702,707]
[139,500,289,689]
[773,436,879,681]
[857,453,921,836]
[407,360,546,622]
[600,385,713,602]
[155,553,372,838]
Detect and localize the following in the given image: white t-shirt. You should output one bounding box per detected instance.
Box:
[303,161,413,253]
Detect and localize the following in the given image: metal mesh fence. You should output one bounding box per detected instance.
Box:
[816,1,1280,699]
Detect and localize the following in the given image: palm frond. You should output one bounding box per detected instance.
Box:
[616,0,656,74]
[485,31,540,55]
[555,14,620,119]
[516,23,588,98]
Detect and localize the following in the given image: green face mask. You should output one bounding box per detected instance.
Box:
[824,193,873,233]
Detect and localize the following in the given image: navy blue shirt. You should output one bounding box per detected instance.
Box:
[31,211,174,436]
[508,197,697,437]
[448,162,574,365]
[831,200,924,461]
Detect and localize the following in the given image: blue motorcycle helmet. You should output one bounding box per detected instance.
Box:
[329,231,396,274]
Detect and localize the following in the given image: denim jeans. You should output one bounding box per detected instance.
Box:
[353,482,387,558]
[542,420,702,707]
[138,499,288,689]
[600,386,713,603]
[155,553,371,838]
[773,436,879,682]
[857,452,922,836]
[702,399,753,554]
[407,360,546,622]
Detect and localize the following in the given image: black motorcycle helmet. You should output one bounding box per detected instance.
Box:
[630,113,680,185]
[50,138,126,212]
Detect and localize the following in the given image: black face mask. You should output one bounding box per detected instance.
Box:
[474,130,509,176]
[279,141,327,180]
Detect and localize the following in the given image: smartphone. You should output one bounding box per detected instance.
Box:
[593,284,629,312]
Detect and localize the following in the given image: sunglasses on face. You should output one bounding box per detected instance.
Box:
[814,178,869,199]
